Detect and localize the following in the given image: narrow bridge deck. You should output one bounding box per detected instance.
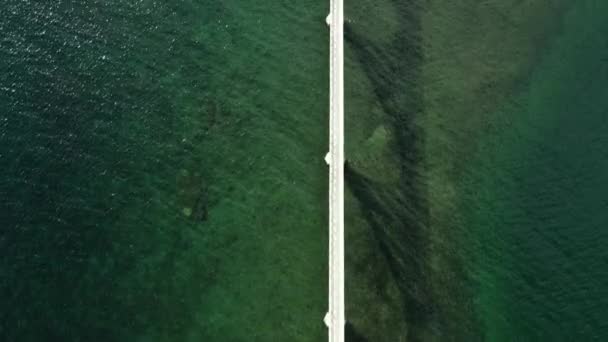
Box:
[324,0,345,340]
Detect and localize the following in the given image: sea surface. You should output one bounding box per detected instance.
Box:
[344,0,608,341]
[2,0,608,341]
[1,1,328,341]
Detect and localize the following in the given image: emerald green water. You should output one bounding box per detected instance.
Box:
[1,1,327,340]
[468,2,608,339]
[2,0,608,341]
[343,0,608,340]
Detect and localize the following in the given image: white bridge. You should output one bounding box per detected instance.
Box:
[323,0,345,340]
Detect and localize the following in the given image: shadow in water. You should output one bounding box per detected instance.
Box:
[346,321,370,342]
[344,1,480,340]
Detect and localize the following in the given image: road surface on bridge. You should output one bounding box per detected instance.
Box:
[324,0,345,340]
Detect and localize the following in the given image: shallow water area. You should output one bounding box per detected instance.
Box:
[344,0,608,340]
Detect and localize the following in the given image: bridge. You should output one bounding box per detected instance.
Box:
[323,0,345,340]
